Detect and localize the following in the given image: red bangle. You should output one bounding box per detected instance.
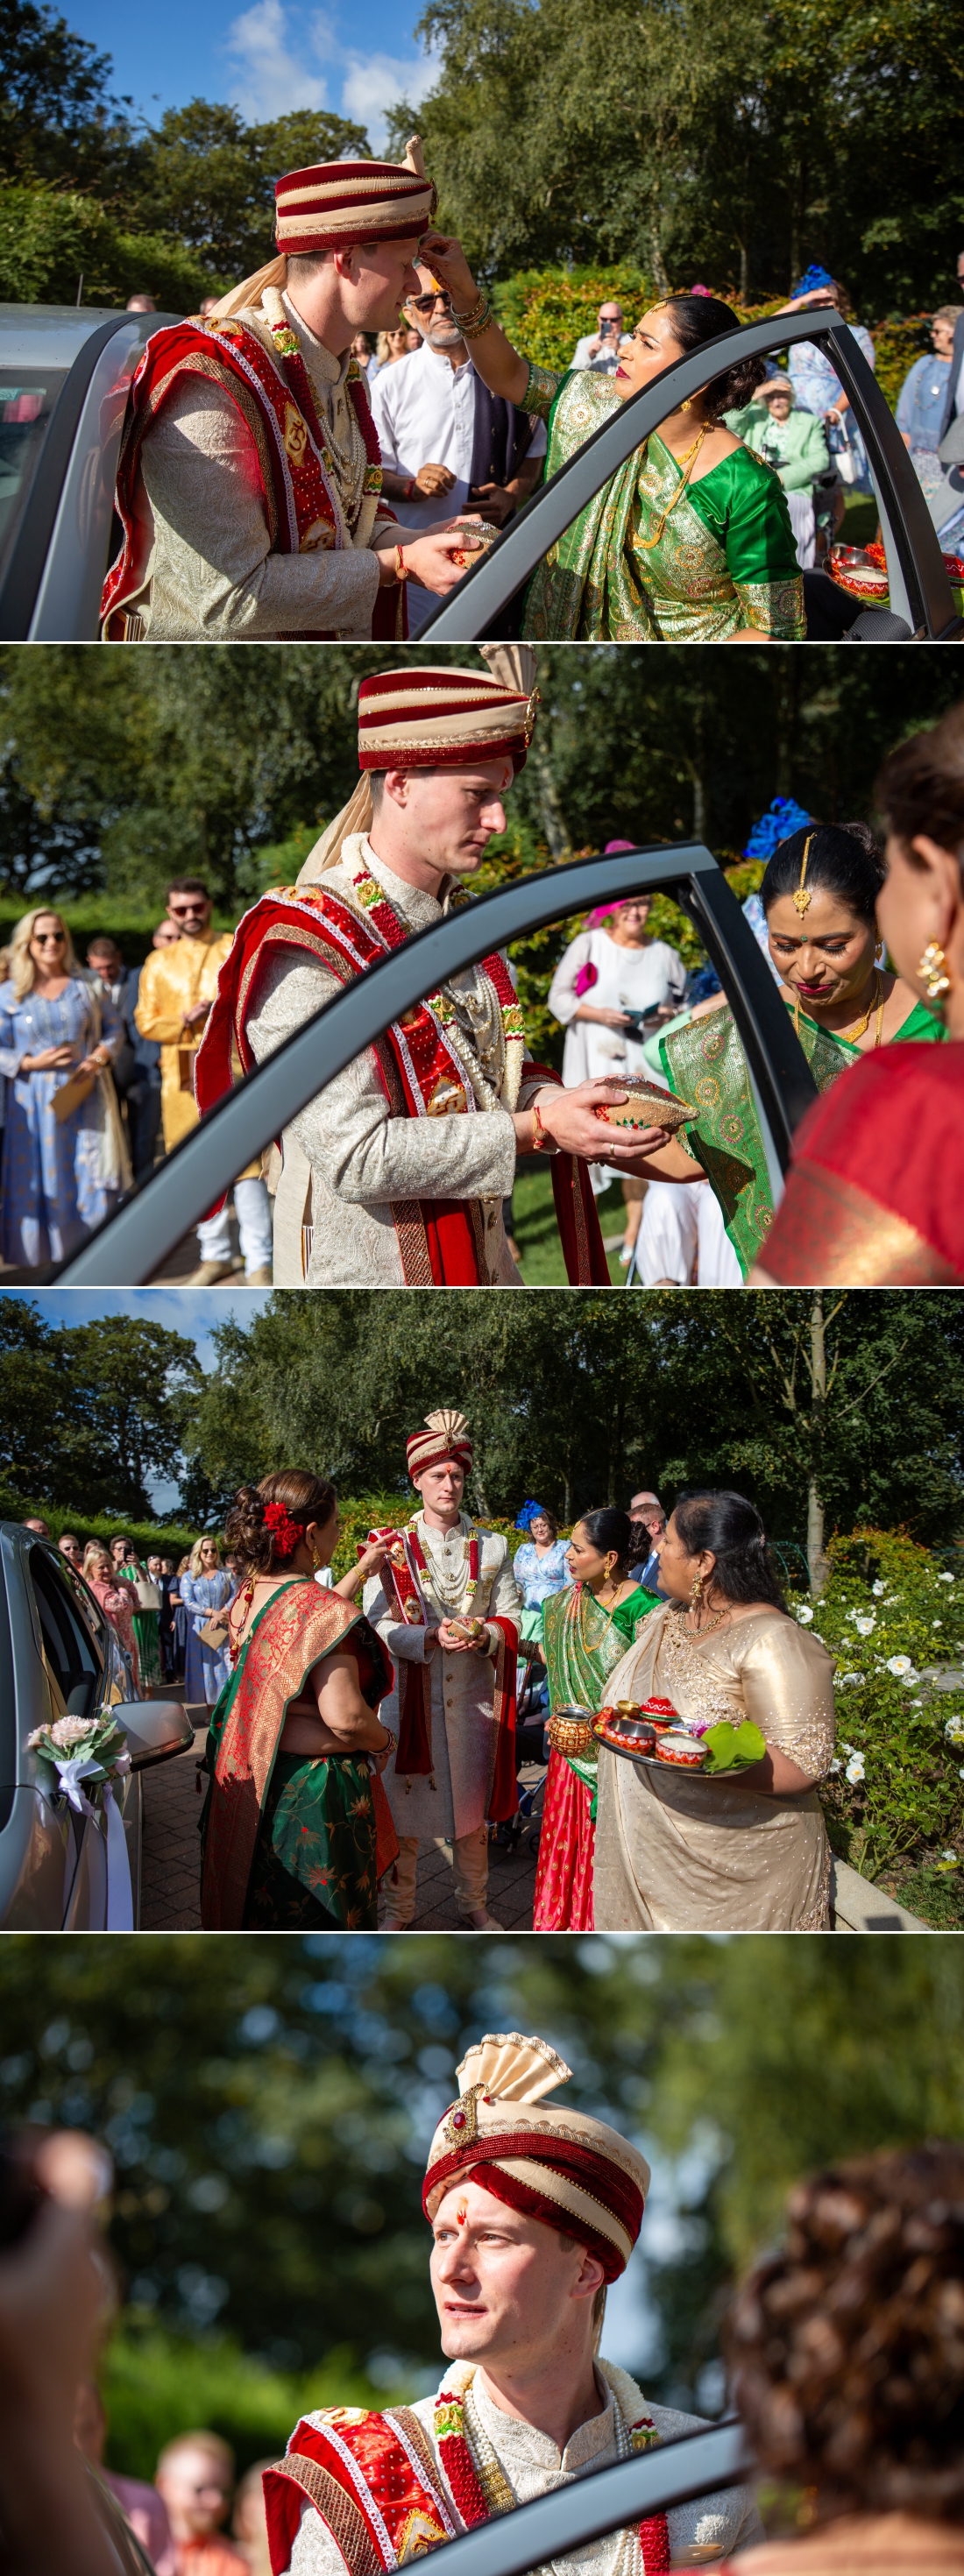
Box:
[395,545,408,583]
[402,477,416,501]
[532,1102,553,1152]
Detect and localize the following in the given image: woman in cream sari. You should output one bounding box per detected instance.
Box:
[593,1490,835,1932]
[420,235,805,642]
[200,1470,397,1930]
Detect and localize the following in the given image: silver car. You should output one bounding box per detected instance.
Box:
[0,302,177,642]
[0,1524,193,1927]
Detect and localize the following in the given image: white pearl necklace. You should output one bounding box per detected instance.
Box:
[415,1517,477,1618]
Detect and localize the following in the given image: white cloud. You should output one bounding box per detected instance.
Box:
[223,0,441,148]
[225,0,328,121]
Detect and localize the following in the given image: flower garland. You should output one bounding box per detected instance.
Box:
[433,2362,669,2573]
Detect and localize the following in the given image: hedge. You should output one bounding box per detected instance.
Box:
[0,180,224,311]
[102,2323,402,2485]
[0,1485,200,1560]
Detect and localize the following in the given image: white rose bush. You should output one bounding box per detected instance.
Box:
[789,1529,964,1917]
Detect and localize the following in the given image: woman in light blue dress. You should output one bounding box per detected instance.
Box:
[181,1535,235,1708]
[896,309,958,499]
[777,271,876,495]
[513,1504,571,1716]
[0,908,124,1267]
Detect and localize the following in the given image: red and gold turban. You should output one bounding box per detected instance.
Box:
[407,1408,473,1480]
[273,155,436,256]
[358,652,539,777]
[423,2033,650,2283]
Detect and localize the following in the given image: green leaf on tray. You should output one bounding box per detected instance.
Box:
[700,1719,767,1774]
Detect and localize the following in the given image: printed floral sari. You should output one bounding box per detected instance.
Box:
[533,1581,656,1932]
[199,1577,396,1930]
[660,997,946,1277]
[517,364,805,642]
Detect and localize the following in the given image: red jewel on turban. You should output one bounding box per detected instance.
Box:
[263,1501,303,1559]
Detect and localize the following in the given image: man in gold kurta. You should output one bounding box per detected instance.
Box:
[134,875,273,1283]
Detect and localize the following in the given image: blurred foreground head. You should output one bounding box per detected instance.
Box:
[726,2141,964,2523]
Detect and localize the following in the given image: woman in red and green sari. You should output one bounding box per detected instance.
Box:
[200,1471,398,1930]
[532,1510,658,1933]
[419,233,804,643]
[632,823,946,1278]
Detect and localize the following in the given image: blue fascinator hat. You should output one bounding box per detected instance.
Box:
[515,1499,547,1531]
[791,265,834,297]
[743,796,814,862]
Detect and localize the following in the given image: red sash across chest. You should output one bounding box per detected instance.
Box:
[102,312,401,640]
[262,2405,671,2576]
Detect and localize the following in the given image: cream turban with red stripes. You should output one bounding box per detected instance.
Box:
[423,2034,650,2282]
[357,652,539,776]
[407,1408,473,1478]
[273,155,436,254]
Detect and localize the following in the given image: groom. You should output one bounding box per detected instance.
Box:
[264,2030,762,2575]
[195,650,669,1287]
[102,143,473,642]
[364,1407,521,1931]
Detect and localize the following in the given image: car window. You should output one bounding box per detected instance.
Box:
[0,372,68,584]
[28,1545,103,1716]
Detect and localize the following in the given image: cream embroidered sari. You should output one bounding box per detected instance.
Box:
[592,1604,835,1932]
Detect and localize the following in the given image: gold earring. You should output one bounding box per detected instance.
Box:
[918,942,952,1002]
[605,1553,616,1581]
[691,1568,702,1607]
[680,396,692,412]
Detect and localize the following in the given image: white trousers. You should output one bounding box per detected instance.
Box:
[196,1176,273,1276]
[787,488,817,569]
[382,1826,489,1926]
[638,1178,742,1287]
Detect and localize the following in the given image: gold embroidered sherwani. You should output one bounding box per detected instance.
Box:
[280,2363,763,2576]
[134,928,234,1150]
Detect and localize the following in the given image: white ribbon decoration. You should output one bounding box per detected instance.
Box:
[53,1752,134,1929]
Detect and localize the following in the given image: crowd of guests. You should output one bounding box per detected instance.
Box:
[0,876,272,1282]
[25,1515,243,1708]
[74,2394,271,2576]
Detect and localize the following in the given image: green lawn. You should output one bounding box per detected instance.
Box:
[511,1163,630,1285]
[840,489,880,548]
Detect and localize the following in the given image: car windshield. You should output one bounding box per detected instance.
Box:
[0,370,67,581]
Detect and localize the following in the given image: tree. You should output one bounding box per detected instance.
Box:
[0,1299,202,1518]
[403,0,964,307]
[133,105,372,280]
[0,0,135,192]
[3,644,962,911]
[181,1290,964,1556]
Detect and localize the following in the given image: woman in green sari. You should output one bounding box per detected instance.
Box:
[420,234,805,641]
[532,1508,658,1931]
[632,822,946,1277]
[200,1471,398,1931]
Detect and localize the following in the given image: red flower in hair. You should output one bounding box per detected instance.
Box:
[263,1500,303,1559]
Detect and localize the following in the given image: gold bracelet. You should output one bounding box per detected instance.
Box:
[454,289,488,329]
[461,301,493,341]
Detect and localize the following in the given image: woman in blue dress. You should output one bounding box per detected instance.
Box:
[0,909,126,1266]
[896,308,958,499]
[778,270,876,494]
[513,1504,571,1716]
[181,1535,235,1708]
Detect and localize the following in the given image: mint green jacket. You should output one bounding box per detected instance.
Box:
[725,400,831,494]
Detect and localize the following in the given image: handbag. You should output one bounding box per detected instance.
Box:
[53,1065,97,1122]
[134,1579,162,1610]
[199,1614,230,1651]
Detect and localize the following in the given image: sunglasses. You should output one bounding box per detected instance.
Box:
[169,902,208,917]
[408,291,454,315]
[34,930,65,944]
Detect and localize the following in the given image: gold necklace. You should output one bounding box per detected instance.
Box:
[636,422,711,551]
[682,1603,732,1641]
[793,968,886,1048]
[577,1580,630,1652]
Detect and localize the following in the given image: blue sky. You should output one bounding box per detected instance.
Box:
[70,0,443,151]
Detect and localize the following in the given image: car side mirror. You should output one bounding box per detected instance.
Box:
[113,1701,195,1769]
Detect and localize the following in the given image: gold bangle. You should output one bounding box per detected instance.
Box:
[461,301,493,341]
[454,290,487,329]
[532,1102,553,1153]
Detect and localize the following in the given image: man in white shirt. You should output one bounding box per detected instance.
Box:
[370,265,547,633]
[571,300,626,372]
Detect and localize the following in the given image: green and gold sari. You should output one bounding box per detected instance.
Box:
[660,999,946,1276]
[518,364,805,642]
